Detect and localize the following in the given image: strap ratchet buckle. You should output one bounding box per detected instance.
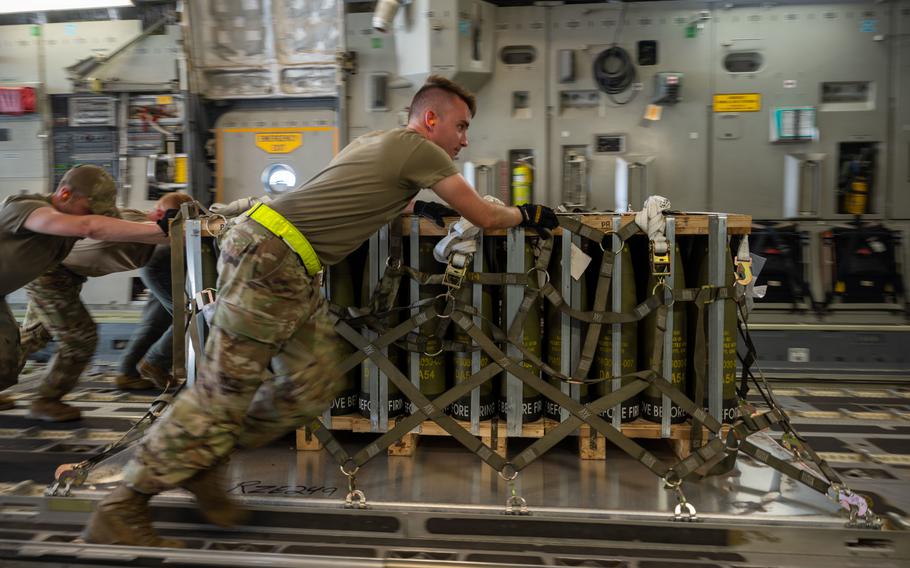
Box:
[442,262,467,291]
[650,241,671,278]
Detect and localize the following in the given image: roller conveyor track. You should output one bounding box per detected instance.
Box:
[1,363,909,566]
[0,492,908,567]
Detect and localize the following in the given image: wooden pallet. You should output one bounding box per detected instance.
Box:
[296,416,709,460]
[400,212,753,237]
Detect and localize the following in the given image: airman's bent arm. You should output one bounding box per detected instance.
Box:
[430,174,522,230]
[22,208,168,244]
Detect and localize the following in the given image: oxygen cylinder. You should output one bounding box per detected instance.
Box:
[328,257,358,415]
[358,254,405,419]
[500,241,544,422]
[689,239,739,424]
[511,159,532,206]
[593,245,639,423]
[544,241,589,420]
[450,263,496,421]
[640,244,687,424]
[417,237,449,405]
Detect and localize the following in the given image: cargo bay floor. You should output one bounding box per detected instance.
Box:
[1,360,909,566]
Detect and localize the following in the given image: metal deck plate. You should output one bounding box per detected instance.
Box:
[1,363,908,566]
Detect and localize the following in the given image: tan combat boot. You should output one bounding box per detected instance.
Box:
[114,374,156,391]
[0,393,14,411]
[137,358,173,390]
[27,398,81,422]
[83,486,184,548]
[181,465,247,527]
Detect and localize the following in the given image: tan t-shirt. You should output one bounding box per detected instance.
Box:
[62,209,156,277]
[0,194,79,296]
[269,128,458,265]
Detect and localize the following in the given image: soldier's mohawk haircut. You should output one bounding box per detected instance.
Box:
[408,75,477,121]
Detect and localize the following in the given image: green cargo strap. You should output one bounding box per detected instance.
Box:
[572,239,616,382]
[400,266,529,287]
[506,236,555,344]
[398,335,478,354]
[334,318,509,473]
[368,223,404,315]
[510,378,651,471]
[538,282,641,325]
[353,363,505,471]
[649,303,669,373]
[331,305,435,376]
[558,215,640,244]
[246,202,323,277]
[304,417,355,470]
[689,285,716,449]
[453,311,670,479]
[735,300,757,399]
[739,439,833,495]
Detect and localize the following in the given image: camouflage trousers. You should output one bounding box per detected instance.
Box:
[125,219,343,494]
[17,302,53,375]
[23,266,96,401]
[0,298,20,390]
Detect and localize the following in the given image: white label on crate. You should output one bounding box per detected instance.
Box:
[570,242,592,281]
[788,347,810,363]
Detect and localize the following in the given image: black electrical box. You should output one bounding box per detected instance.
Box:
[637,40,658,66]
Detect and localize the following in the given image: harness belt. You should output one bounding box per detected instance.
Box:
[245,202,323,277]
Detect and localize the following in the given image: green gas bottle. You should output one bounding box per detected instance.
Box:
[500,241,544,422]
[357,254,405,419]
[416,237,449,407]
[328,257,358,415]
[689,239,739,424]
[544,240,589,420]
[593,245,639,423]
[450,258,496,421]
[640,244,687,423]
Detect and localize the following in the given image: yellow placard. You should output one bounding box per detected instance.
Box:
[713,93,761,112]
[155,95,174,105]
[174,155,187,184]
[255,133,303,154]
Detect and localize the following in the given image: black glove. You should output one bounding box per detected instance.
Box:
[413,200,458,227]
[156,208,179,236]
[518,203,559,232]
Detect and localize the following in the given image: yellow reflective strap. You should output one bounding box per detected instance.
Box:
[246,203,323,277]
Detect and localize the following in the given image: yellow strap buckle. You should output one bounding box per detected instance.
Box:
[246,202,323,277]
[650,241,671,278]
[734,257,754,286]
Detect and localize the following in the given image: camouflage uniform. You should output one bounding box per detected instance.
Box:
[124,219,343,493]
[23,265,96,400]
[0,299,19,390]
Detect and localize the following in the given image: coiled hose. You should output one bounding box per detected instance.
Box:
[592,45,638,104]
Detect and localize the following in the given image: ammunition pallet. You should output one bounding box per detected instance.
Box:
[296,416,708,460]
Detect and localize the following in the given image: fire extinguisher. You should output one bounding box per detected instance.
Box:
[511,156,533,206]
[840,147,874,216]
